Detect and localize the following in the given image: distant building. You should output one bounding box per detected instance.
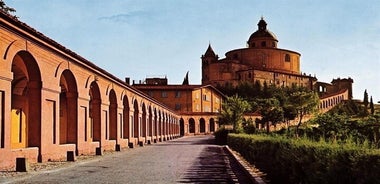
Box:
[200,17,353,112]
[201,17,318,89]
[134,78,225,136]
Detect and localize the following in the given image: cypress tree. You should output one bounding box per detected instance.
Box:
[370,96,375,115]
[364,89,369,109]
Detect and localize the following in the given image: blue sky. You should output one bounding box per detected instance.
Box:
[5,0,380,101]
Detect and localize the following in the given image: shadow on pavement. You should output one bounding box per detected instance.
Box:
[178,146,253,184]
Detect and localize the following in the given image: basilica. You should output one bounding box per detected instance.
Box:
[201,18,353,101]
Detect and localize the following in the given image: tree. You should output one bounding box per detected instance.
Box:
[313,113,349,142]
[370,96,375,115]
[0,0,16,15]
[256,98,284,133]
[182,71,189,85]
[363,89,369,113]
[289,90,319,136]
[283,104,297,129]
[219,95,251,133]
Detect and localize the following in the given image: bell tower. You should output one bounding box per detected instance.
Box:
[201,44,218,84]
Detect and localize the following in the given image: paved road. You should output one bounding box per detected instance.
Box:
[3,135,252,184]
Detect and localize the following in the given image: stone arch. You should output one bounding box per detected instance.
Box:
[180,118,185,136]
[108,89,117,140]
[59,69,78,145]
[189,118,195,134]
[122,95,129,139]
[200,118,206,133]
[89,81,101,142]
[209,118,215,132]
[11,51,42,149]
[133,99,139,138]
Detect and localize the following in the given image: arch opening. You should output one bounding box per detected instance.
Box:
[89,81,101,142]
[133,100,139,138]
[180,118,184,136]
[122,96,129,139]
[200,118,206,133]
[59,69,78,145]
[189,118,195,134]
[109,90,117,140]
[11,51,42,149]
[209,118,215,132]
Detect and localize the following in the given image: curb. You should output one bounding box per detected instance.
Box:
[224,146,266,184]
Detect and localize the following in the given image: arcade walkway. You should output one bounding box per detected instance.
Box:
[2,136,253,183]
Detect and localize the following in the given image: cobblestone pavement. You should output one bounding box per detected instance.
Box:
[1,135,253,184]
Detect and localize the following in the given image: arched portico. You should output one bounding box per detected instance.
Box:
[11,51,42,150]
[133,99,139,138]
[148,106,153,137]
[89,81,101,142]
[209,118,215,132]
[59,69,78,145]
[189,118,195,134]
[200,118,206,133]
[108,89,117,140]
[122,96,129,139]
[141,103,147,137]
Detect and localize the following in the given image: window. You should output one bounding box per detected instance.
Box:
[252,42,256,47]
[175,91,181,98]
[285,54,290,62]
[175,104,181,110]
[161,91,167,98]
[261,41,266,47]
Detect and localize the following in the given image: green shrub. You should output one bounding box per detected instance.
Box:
[228,134,380,184]
[214,127,229,145]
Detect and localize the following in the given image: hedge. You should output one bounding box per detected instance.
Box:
[228,134,380,184]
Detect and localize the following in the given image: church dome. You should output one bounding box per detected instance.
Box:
[247,17,278,48]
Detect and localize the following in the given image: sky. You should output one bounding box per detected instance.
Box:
[5,0,380,101]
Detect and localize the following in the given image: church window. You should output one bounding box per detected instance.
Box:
[285,54,290,62]
[248,72,252,78]
[233,53,238,59]
[252,42,256,47]
[261,41,266,47]
[272,42,275,47]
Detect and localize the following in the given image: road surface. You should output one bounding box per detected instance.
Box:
[2,135,252,183]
